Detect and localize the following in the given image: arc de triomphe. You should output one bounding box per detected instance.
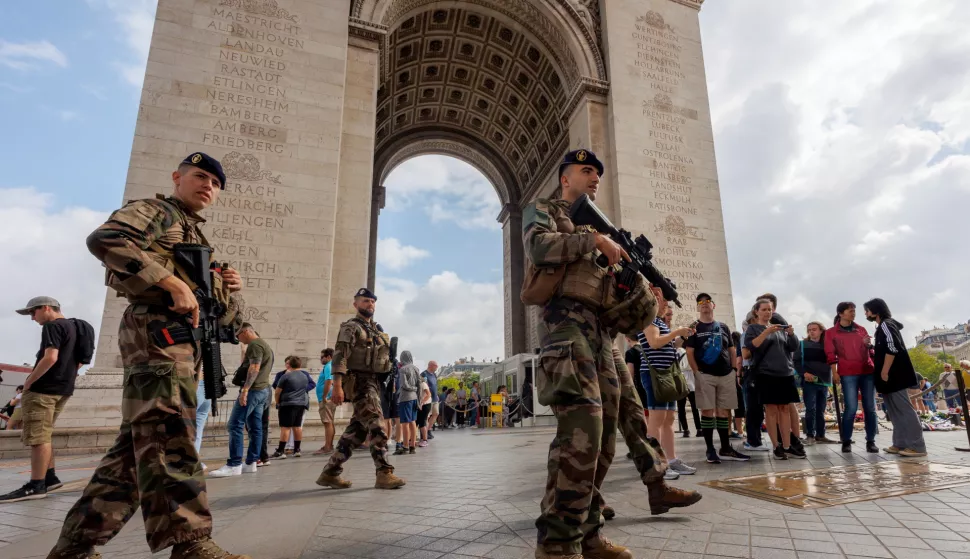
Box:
[82,0,735,394]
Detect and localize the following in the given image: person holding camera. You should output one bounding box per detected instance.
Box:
[744,299,805,460]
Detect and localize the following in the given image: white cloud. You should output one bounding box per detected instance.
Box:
[58,110,80,122]
[375,272,504,370]
[384,156,502,230]
[0,40,67,70]
[700,0,970,344]
[377,237,431,271]
[85,0,156,87]
[0,188,108,366]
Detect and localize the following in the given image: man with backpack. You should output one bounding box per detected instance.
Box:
[685,293,750,464]
[0,296,93,502]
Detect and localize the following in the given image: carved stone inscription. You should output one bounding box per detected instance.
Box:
[197,3,309,297]
[604,0,734,326]
[702,461,970,509]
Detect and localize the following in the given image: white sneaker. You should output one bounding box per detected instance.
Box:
[242,462,258,473]
[664,469,680,480]
[743,442,771,452]
[668,458,697,475]
[209,465,242,478]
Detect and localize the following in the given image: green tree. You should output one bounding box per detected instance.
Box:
[463,372,481,385]
[908,345,960,383]
[438,377,461,392]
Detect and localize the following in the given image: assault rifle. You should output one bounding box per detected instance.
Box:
[149,243,238,415]
[569,194,682,307]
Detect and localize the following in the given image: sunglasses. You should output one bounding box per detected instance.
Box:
[696,299,713,305]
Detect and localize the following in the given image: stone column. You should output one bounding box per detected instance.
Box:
[499,204,527,356]
[366,184,385,290]
[599,0,736,328]
[65,0,356,429]
[326,27,381,347]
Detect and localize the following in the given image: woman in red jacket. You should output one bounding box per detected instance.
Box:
[824,302,878,454]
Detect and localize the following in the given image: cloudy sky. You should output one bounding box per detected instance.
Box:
[0,1,968,369]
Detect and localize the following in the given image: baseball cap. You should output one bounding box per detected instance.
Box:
[15,296,61,315]
[695,293,714,304]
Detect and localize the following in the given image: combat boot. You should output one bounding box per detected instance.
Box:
[582,534,633,559]
[602,505,616,520]
[170,536,250,559]
[316,470,352,489]
[647,480,702,515]
[46,544,102,559]
[375,468,406,489]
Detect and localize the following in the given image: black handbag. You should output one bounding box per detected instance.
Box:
[231,363,249,387]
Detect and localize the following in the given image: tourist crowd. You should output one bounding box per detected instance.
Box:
[627,291,938,480]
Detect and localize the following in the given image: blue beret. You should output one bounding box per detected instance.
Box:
[181,152,226,190]
[559,149,604,177]
[355,287,377,301]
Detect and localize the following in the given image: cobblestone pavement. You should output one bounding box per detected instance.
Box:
[1,426,970,559]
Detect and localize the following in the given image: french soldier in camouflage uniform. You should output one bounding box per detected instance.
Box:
[48,153,249,559]
[315,288,405,490]
[525,150,699,559]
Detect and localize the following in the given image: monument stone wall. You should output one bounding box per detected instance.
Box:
[601,0,736,328]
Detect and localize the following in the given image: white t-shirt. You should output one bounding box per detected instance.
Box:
[677,349,696,392]
[419,381,431,406]
[13,393,22,409]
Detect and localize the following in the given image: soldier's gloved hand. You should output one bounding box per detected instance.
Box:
[222,267,243,293]
[158,276,200,327]
[332,383,344,406]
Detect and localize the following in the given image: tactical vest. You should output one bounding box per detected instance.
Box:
[106,195,232,319]
[345,318,392,374]
[552,205,619,311]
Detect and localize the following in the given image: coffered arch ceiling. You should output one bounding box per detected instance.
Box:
[372,6,596,204]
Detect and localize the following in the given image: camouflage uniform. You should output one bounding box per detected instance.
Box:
[53,196,235,553]
[321,316,394,475]
[527,197,627,556]
[612,346,666,483]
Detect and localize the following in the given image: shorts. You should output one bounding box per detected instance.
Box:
[757,375,800,405]
[734,383,746,415]
[9,408,22,423]
[399,400,418,423]
[694,373,738,411]
[317,400,336,424]
[416,403,432,428]
[20,391,70,446]
[639,371,676,411]
[278,405,306,428]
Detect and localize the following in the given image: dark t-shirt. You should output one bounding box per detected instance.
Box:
[31,318,79,396]
[625,347,650,407]
[275,370,310,407]
[245,338,275,391]
[685,320,735,377]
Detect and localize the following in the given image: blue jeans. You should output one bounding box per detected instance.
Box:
[944,389,960,409]
[839,375,877,443]
[226,387,270,467]
[194,381,212,453]
[802,383,829,438]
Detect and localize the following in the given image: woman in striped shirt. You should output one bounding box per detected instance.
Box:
[638,288,697,477]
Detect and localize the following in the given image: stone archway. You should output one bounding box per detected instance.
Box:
[362,3,593,355]
[85,0,735,407]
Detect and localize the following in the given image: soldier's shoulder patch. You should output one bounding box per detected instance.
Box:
[523,200,553,230]
[336,320,361,343]
[111,199,165,231]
